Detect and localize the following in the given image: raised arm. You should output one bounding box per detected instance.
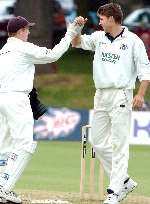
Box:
[24,21,84,64]
[71,16,87,47]
[71,16,97,51]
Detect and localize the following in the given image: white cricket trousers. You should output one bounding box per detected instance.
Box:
[90,88,133,195]
[0,92,37,191]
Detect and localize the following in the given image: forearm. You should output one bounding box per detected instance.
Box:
[71,34,81,47]
[39,21,84,62]
[137,80,149,97]
[48,35,71,62]
[26,35,72,64]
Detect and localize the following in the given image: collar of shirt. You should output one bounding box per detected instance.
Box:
[105,26,128,42]
[7,37,23,43]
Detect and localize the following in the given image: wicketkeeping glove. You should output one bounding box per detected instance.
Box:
[29,87,48,120]
[66,22,84,39]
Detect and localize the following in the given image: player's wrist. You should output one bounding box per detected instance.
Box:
[136,92,145,98]
[66,22,84,39]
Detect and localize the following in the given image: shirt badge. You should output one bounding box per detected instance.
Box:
[120,44,128,50]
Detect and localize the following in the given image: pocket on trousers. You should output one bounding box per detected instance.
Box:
[122,89,133,110]
[94,90,103,109]
[114,89,132,111]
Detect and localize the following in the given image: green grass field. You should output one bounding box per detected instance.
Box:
[15,141,150,203]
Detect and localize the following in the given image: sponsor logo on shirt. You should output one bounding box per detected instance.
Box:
[101,52,120,64]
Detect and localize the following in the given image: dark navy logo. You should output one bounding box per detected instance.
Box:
[3,173,9,180]
[120,44,128,50]
[8,153,18,161]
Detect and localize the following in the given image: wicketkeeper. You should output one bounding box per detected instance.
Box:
[72,3,150,204]
[0,87,47,203]
[0,16,82,203]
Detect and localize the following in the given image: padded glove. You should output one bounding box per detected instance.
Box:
[29,87,47,120]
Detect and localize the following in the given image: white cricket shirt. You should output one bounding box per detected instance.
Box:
[0,35,72,93]
[79,27,150,89]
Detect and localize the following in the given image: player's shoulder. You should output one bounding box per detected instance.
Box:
[124,27,143,43]
[22,41,39,53]
[85,30,105,41]
[91,30,105,37]
[23,41,37,48]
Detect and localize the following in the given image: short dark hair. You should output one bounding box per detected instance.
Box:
[97,3,123,24]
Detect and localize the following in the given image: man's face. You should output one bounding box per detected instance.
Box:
[99,15,113,33]
[20,27,30,42]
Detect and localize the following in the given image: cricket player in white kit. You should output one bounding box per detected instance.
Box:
[72,3,150,204]
[0,16,81,203]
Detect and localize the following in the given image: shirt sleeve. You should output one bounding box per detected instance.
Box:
[23,35,72,64]
[133,37,150,81]
[77,32,99,51]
